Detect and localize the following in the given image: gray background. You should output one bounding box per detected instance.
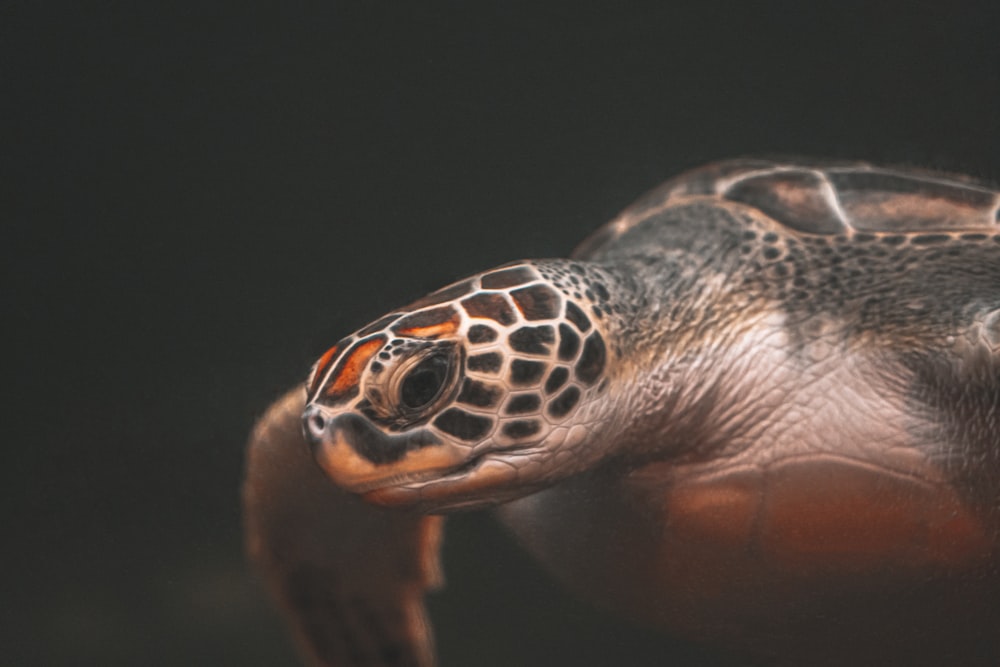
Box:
[5,2,998,665]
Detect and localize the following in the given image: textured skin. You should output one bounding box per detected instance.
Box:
[245,160,1000,666]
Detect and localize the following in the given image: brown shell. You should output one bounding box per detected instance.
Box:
[573,160,1000,259]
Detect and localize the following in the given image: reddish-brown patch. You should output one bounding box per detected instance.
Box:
[323,336,386,401]
[307,343,342,397]
[630,457,1000,649]
[392,305,461,338]
[663,477,760,550]
[760,460,992,572]
[661,459,992,576]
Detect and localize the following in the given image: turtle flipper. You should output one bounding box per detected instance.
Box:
[244,388,443,667]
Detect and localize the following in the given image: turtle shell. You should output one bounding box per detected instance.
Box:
[574,160,999,259]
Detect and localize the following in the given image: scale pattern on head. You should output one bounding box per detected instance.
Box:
[302,261,616,505]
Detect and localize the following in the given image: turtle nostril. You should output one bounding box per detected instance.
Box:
[302,407,328,444]
[309,414,325,433]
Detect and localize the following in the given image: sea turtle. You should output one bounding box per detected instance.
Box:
[244,160,1000,666]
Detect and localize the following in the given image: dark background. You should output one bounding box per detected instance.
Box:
[5,2,998,666]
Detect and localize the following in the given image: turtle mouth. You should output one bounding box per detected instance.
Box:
[309,413,471,494]
[359,444,536,506]
[357,445,520,491]
[308,408,538,505]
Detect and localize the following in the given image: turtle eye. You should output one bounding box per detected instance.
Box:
[399,354,451,412]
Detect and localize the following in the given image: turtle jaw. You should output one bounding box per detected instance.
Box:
[304,407,474,496]
[302,405,554,510]
[364,445,550,511]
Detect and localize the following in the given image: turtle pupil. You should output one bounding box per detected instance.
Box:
[400,355,449,410]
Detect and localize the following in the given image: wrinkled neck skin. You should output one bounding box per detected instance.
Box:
[580,251,776,468]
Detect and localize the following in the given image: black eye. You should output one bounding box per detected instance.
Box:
[400,354,450,411]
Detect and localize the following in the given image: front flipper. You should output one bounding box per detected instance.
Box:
[244,388,443,667]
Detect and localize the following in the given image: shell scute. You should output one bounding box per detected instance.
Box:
[825,168,999,233]
[575,160,999,259]
[723,170,846,235]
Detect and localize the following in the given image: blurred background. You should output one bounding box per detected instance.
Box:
[4,2,998,665]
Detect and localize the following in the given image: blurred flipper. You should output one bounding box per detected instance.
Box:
[244,388,443,667]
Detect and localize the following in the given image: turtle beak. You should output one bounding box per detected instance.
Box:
[301,404,471,496]
[302,405,380,488]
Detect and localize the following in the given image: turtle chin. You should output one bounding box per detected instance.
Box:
[363,446,549,512]
[307,412,471,496]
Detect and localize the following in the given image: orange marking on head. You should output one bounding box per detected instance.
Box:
[396,317,460,339]
[324,336,386,399]
[307,344,341,397]
[392,305,461,339]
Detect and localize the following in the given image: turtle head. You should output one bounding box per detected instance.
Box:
[302,261,616,510]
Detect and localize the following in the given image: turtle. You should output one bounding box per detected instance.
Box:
[243,159,1000,667]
